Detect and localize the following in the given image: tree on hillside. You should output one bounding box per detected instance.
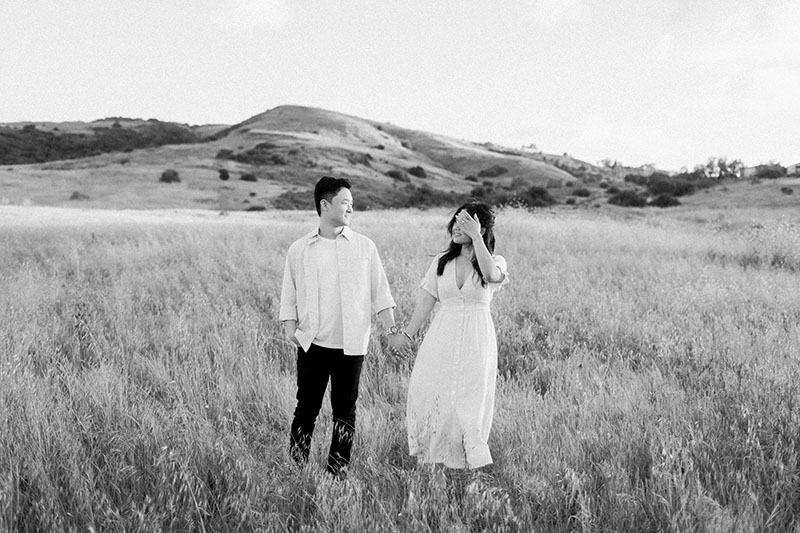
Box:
[700,157,744,179]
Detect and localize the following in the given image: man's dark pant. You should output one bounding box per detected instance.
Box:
[289,343,364,476]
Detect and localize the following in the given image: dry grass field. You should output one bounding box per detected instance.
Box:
[1,204,799,531]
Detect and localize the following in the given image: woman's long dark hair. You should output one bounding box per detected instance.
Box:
[437,202,496,286]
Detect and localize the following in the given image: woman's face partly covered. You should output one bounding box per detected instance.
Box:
[450,209,473,245]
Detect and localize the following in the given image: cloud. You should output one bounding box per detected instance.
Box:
[572,115,690,169]
[690,2,800,67]
[206,0,292,30]
[528,0,583,18]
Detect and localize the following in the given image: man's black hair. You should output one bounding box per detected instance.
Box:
[314,176,351,215]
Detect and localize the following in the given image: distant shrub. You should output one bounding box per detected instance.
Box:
[465,175,478,182]
[650,193,681,207]
[608,190,646,207]
[473,183,555,208]
[249,192,256,197]
[270,153,287,165]
[572,188,591,197]
[565,181,574,187]
[69,191,90,201]
[599,181,609,189]
[218,169,230,181]
[565,197,576,205]
[374,144,385,150]
[756,166,786,180]
[1,121,200,165]
[159,169,180,183]
[240,173,257,182]
[647,178,676,195]
[522,186,556,207]
[245,205,267,211]
[386,169,410,182]
[407,166,427,178]
[606,186,620,194]
[671,180,696,196]
[781,187,794,195]
[226,143,286,165]
[215,149,234,160]
[401,141,412,150]
[348,152,372,167]
[477,165,508,178]
[624,174,648,186]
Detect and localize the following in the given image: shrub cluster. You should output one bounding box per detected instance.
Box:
[386,169,410,182]
[650,193,681,208]
[755,166,787,180]
[216,143,288,166]
[407,166,427,178]
[608,190,646,207]
[471,181,556,208]
[272,182,468,210]
[477,165,508,178]
[606,189,681,208]
[347,152,373,167]
[159,169,180,184]
[625,170,713,197]
[0,122,200,165]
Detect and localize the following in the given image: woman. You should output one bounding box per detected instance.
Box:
[396,202,508,469]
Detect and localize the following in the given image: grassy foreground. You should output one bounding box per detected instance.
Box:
[1,207,799,532]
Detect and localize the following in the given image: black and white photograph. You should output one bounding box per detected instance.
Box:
[1,1,799,530]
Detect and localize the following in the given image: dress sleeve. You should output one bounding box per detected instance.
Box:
[419,256,440,301]
[487,254,509,291]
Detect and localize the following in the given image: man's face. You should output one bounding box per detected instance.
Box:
[322,188,353,227]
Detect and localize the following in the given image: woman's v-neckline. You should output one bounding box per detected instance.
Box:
[454,256,469,291]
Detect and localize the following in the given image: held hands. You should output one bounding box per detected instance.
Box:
[455,211,482,242]
[387,329,414,357]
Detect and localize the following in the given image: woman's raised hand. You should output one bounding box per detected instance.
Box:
[455,211,481,241]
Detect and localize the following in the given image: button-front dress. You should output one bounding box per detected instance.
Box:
[406,253,509,469]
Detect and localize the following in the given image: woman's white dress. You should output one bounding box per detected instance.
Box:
[406,254,509,469]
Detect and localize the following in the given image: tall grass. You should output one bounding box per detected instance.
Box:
[1,208,799,531]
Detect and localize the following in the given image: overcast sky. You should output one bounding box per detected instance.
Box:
[1,0,797,171]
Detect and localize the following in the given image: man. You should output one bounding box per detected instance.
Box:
[279,176,403,478]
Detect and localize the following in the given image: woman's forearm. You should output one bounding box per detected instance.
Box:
[404,291,437,337]
[472,238,502,282]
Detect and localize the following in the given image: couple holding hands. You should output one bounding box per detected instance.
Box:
[279,176,509,479]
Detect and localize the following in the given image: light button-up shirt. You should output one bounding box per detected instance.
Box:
[279,226,396,355]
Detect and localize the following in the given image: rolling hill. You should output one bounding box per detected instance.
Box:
[0,105,617,210]
[7,105,792,214]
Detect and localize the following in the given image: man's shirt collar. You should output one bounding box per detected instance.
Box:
[307,226,353,244]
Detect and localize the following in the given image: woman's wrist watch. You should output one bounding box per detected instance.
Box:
[387,325,400,336]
